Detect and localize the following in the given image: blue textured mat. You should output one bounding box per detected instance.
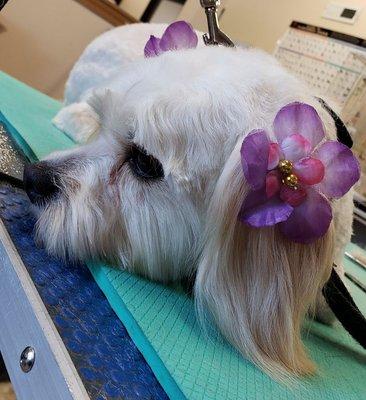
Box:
[0,182,168,400]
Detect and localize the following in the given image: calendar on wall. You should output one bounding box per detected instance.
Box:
[274,21,366,129]
[274,21,366,200]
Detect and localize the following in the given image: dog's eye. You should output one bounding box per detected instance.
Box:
[128,144,164,180]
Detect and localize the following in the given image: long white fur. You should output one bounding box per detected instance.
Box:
[44,23,355,379]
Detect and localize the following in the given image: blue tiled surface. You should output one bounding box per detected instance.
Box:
[0,183,168,400]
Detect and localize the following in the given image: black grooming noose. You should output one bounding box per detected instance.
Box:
[317,98,353,149]
[319,98,366,350]
[323,268,366,348]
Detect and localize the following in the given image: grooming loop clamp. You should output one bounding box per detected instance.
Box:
[200,0,235,47]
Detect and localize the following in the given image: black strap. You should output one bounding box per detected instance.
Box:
[317,98,353,148]
[0,1,10,12]
[322,267,366,349]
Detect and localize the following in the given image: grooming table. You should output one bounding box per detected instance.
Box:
[0,71,365,400]
[0,183,167,400]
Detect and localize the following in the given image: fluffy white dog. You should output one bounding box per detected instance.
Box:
[24,23,355,380]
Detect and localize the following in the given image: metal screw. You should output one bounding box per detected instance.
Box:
[20,346,35,373]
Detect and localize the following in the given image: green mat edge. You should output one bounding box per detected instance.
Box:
[0,112,38,163]
[88,262,186,400]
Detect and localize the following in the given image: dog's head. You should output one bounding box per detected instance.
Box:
[24,46,345,378]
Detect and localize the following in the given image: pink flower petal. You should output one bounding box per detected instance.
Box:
[293,157,325,185]
[273,102,325,148]
[266,170,281,198]
[144,35,162,58]
[268,143,281,170]
[239,188,293,227]
[279,188,332,243]
[314,141,360,198]
[280,185,307,207]
[159,21,198,52]
[241,130,270,190]
[280,134,312,162]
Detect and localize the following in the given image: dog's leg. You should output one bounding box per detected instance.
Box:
[52,102,99,144]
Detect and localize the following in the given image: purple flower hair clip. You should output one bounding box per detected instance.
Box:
[239,102,360,244]
[144,21,198,58]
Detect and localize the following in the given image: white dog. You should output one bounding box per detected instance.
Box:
[23,23,355,380]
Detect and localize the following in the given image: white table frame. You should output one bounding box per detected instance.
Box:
[0,219,89,400]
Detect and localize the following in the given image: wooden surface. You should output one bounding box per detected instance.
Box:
[74,0,137,25]
[0,219,89,400]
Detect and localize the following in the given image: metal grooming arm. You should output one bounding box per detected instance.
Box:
[200,0,234,47]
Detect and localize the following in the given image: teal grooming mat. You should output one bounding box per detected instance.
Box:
[1,71,365,400]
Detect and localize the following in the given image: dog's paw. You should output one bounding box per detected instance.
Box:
[53,102,99,144]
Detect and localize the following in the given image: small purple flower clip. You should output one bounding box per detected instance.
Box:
[239,102,360,244]
[144,21,198,58]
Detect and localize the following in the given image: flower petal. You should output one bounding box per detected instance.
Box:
[266,170,281,198]
[273,102,325,148]
[279,188,332,243]
[293,157,325,185]
[315,141,360,198]
[144,35,162,58]
[268,143,281,170]
[280,185,307,207]
[280,134,312,162]
[159,21,198,52]
[241,130,270,190]
[239,188,293,227]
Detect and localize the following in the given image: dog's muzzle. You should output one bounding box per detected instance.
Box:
[23,162,60,205]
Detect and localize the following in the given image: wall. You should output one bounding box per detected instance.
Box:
[150,0,184,23]
[119,0,151,20]
[2,1,366,97]
[180,0,366,52]
[0,0,112,99]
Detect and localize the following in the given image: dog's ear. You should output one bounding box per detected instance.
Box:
[195,139,335,380]
[87,88,115,121]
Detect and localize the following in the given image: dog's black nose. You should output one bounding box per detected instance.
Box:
[23,162,59,205]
